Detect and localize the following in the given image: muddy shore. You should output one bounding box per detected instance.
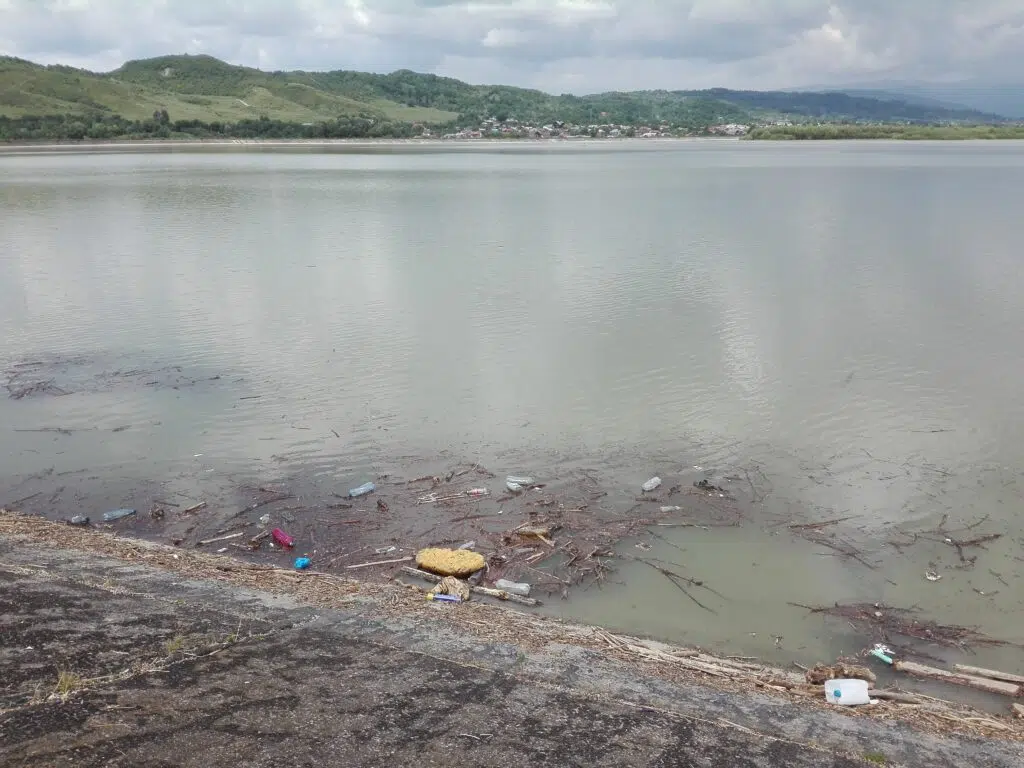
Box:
[2,512,1023,767]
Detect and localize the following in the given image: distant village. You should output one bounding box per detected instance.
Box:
[425,116,795,140]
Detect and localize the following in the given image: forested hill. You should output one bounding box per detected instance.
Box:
[0,53,1006,134]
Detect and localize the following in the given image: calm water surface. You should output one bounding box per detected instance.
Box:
[2,141,1023,673]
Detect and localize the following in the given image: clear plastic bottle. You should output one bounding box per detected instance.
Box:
[102,508,137,522]
[349,482,376,498]
[495,579,531,597]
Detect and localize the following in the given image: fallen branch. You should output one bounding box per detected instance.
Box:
[788,516,855,531]
[183,501,207,514]
[197,532,244,546]
[629,557,720,613]
[401,567,540,607]
[346,556,413,570]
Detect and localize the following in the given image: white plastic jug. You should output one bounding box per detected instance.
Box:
[824,678,870,706]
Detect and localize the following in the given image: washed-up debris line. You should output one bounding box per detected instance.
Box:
[790,601,1015,651]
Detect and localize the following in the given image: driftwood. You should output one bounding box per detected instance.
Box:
[183,501,207,513]
[953,664,1024,685]
[1012,703,1024,719]
[196,531,244,546]
[894,660,1022,697]
[868,690,926,705]
[346,556,413,570]
[401,566,540,607]
[597,630,804,688]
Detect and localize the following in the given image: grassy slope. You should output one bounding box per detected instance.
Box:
[0,55,458,123]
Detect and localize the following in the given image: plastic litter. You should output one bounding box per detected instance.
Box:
[68,515,90,526]
[869,648,894,665]
[258,513,271,526]
[506,481,524,493]
[271,528,295,548]
[102,508,137,522]
[824,679,870,706]
[430,575,471,601]
[506,475,534,486]
[660,505,682,513]
[924,570,942,582]
[458,540,476,550]
[641,477,662,492]
[467,488,489,498]
[375,546,397,555]
[349,481,376,498]
[294,557,311,570]
[426,593,462,604]
[869,643,894,665]
[495,579,531,597]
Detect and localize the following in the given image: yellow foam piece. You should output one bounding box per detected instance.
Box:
[415,547,485,577]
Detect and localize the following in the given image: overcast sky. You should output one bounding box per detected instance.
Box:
[1,1,1021,92]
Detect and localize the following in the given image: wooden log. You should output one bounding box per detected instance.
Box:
[400,566,541,607]
[894,660,1021,697]
[953,664,1024,685]
[868,690,926,705]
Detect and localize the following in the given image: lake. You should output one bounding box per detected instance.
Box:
[2,140,1023,682]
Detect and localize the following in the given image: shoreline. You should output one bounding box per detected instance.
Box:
[2,508,1023,765]
[0,136,728,153]
[3,509,1024,735]
[2,135,1022,153]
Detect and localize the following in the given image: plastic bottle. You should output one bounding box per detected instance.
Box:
[641,477,662,492]
[466,488,489,497]
[271,528,294,548]
[495,579,531,597]
[506,476,534,486]
[294,557,311,570]
[102,508,137,522]
[349,482,376,498]
[824,679,870,706]
[68,515,90,526]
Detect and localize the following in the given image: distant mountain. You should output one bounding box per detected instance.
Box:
[799,80,1024,119]
[0,54,1010,131]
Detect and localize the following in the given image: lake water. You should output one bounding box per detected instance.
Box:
[2,141,1023,683]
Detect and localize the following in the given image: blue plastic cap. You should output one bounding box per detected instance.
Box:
[294,557,311,570]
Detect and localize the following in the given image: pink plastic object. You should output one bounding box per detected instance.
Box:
[271,528,294,548]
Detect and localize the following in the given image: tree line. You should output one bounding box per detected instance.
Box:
[747,123,1024,140]
[0,112,427,142]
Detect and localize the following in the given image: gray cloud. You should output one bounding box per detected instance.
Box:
[0,0,1021,90]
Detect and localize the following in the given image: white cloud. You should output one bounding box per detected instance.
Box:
[0,0,1020,90]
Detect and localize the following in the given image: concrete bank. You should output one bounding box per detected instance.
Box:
[1,517,1022,767]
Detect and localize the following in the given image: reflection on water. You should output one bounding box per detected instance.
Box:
[2,141,1023,667]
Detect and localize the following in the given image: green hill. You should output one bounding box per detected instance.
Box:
[0,55,459,124]
[0,53,1008,142]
